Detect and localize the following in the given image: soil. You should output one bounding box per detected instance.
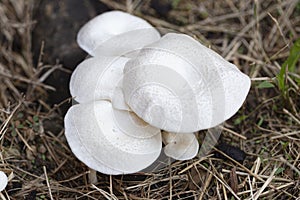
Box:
[32,0,109,113]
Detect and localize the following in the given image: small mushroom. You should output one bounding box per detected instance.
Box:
[0,171,8,192]
[77,11,160,56]
[162,132,199,160]
[123,33,251,132]
[64,101,162,175]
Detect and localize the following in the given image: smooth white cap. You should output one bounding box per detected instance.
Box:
[162,132,199,160]
[70,56,131,110]
[77,11,161,56]
[123,33,251,132]
[0,171,8,192]
[64,101,162,175]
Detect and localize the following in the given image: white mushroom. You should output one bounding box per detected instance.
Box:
[69,55,131,111]
[162,132,199,160]
[123,33,251,132]
[65,11,252,175]
[0,171,8,192]
[64,101,162,175]
[77,11,160,56]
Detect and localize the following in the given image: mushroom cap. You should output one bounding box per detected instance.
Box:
[0,171,8,192]
[64,100,162,175]
[77,10,160,56]
[123,33,251,132]
[162,132,199,160]
[69,56,129,105]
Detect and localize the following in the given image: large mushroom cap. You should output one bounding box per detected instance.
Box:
[77,10,160,56]
[162,132,199,160]
[64,101,162,175]
[123,33,251,132]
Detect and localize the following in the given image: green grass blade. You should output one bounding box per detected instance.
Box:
[276,38,300,92]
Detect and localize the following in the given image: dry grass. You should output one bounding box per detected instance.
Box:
[0,0,299,199]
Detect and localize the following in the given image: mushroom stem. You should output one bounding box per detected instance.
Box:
[88,168,97,184]
[162,131,199,160]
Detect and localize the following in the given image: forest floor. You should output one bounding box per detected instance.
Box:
[0,0,299,199]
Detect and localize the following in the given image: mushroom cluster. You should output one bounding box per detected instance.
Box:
[64,11,251,175]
